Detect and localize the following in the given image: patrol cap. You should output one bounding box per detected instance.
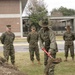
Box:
[39,17,49,27]
[65,25,72,29]
[31,26,36,30]
[6,25,11,28]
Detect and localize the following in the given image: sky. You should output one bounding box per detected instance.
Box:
[44,0,75,13]
[23,0,75,16]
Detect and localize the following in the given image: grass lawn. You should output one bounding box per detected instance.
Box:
[56,36,63,41]
[0,51,75,75]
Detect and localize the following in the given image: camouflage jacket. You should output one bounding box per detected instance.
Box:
[63,31,75,45]
[39,28,57,52]
[27,31,39,47]
[1,32,15,49]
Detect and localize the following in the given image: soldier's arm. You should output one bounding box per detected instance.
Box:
[72,33,75,41]
[63,33,65,40]
[27,33,31,43]
[0,33,5,44]
[39,36,44,49]
[13,33,15,41]
[37,32,39,41]
[49,30,56,52]
[38,31,44,49]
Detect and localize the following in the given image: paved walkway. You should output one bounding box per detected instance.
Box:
[0,41,65,52]
[0,41,64,46]
[0,41,75,52]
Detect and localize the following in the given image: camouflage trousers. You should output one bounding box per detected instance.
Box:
[44,48,56,75]
[29,47,40,61]
[3,47,15,65]
[44,49,56,66]
[64,45,74,58]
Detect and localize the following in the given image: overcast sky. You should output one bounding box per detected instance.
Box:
[44,0,75,12]
[23,0,75,16]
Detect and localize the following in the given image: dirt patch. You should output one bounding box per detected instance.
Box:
[0,57,28,75]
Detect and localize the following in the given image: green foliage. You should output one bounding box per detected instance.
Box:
[26,0,48,27]
[51,6,75,16]
[58,6,75,16]
[51,8,58,12]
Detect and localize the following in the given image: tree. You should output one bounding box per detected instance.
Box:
[26,0,48,28]
[51,6,75,16]
[51,8,58,13]
[58,6,75,16]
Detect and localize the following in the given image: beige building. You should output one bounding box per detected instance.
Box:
[0,0,28,37]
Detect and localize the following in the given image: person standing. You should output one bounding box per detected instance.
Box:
[27,26,41,65]
[39,18,58,75]
[1,25,15,65]
[63,25,74,61]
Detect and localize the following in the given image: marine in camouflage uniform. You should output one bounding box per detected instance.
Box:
[39,18,58,75]
[1,25,15,65]
[27,26,41,64]
[63,25,74,61]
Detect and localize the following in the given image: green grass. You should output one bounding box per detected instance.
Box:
[14,37,27,42]
[0,51,75,75]
[55,53,75,75]
[56,36,63,41]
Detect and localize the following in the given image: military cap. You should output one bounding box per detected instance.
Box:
[6,25,11,28]
[39,17,50,27]
[31,26,36,30]
[65,25,72,29]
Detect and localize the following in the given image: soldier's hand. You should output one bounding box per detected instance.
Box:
[42,47,45,50]
[48,52,51,55]
[49,49,53,54]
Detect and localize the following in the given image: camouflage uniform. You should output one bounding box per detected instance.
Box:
[39,17,58,75]
[39,28,57,65]
[63,31,74,60]
[27,28,40,62]
[39,28,58,75]
[1,31,15,65]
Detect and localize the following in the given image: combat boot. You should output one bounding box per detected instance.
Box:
[37,61,42,65]
[11,62,15,66]
[31,61,34,65]
[72,57,74,61]
[64,57,67,62]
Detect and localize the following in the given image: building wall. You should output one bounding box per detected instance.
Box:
[0,0,21,37]
[0,0,20,14]
[0,18,20,32]
[51,11,63,17]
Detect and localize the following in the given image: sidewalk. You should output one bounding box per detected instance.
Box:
[0,40,64,46]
